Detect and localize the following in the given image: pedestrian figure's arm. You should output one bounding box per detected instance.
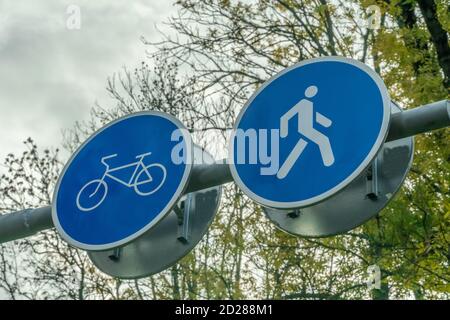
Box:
[316,112,332,127]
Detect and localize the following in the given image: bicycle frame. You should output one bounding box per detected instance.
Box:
[93,155,153,194]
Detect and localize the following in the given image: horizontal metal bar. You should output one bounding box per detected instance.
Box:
[387,100,449,142]
[0,206,53,244]
[191,100,450,195]
[0,100,448,244]
[0,163,233,244]
[184,160,232,194]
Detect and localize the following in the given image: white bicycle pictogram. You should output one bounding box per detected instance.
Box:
[76,152,167,212]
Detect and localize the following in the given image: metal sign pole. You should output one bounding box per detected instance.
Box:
[387,100,449,141]
[0,207,53,243]
[0,99,448,244]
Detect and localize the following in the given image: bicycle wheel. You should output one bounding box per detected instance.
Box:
[134,163,167,196]
[76,179,108,212]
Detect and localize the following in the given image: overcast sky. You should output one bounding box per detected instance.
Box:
[0,0,176,162]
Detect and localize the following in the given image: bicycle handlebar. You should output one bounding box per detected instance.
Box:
[135,152,152,158]
[101,154,118,166]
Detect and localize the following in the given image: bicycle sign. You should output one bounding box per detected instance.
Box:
[76,152,167,212]
[52,112,192,251]
[229,56,390,209]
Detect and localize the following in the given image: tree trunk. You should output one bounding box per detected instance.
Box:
[395,0,430,76]
[371,282,390,300]
[417,0,450,91]
[171,265,181,299]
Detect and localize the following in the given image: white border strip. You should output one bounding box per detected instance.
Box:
[228,56,391,209]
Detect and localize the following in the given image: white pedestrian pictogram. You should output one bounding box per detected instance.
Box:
[277,85,335,179]
[76,152,167,212]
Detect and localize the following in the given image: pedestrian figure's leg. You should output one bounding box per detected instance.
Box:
[309,128,334,166]
[277,139,308,179]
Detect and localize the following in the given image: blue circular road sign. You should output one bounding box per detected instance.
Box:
[229,56,390,209]
[53,111,193,250]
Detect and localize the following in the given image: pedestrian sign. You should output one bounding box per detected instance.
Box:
[229,56,391,209]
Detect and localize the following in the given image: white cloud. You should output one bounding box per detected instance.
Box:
[0,0,176,161]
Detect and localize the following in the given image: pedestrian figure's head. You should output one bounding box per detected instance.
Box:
[305,85,318,98]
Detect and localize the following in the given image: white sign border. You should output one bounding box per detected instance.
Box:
[229,56,391,209]
[52,111,193,251]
